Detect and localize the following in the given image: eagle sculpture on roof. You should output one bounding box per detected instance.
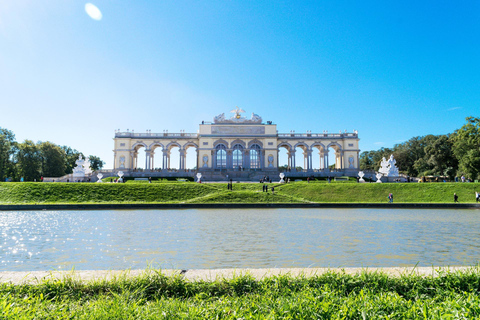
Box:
[230,106,245,119]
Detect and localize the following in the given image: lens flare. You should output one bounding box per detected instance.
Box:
[85,3,102,21]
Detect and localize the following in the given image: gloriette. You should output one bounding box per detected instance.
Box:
[112,109,360,180]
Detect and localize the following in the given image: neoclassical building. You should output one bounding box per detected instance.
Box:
[113,109,360,179]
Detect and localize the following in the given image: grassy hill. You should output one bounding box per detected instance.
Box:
[1,181,479,204]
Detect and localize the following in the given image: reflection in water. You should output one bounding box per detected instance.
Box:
[0,208,479,271]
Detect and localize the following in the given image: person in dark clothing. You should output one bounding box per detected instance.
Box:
[454,193,459,203]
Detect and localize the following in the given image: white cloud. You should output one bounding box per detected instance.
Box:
[85,3,102,21]
[447,107,462,111]
[374,142,384,146]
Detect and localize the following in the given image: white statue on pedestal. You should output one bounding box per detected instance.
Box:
[196,173,202,183]
[378,154,399,177]
[117,171,124,183]
[358,171,365,183]
[376,172,383,183]
[97,173,103,182]
[386,155,399,176]
[73,155,86,177]
[379,157,389,176]
[279,172,285,183]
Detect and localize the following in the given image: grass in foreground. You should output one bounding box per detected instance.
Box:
[3,268,480,318]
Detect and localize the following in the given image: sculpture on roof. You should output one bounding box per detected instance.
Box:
[231,106,246,120]
[214,113,226,123]
[213,108,263,124]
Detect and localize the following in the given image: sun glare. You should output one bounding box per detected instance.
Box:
[85,3,102,21]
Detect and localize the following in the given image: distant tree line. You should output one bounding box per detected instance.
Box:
[360,117,480,180]
[0,127,105,182]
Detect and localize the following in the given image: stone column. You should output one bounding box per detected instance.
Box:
[162,150,168,170]
[226,149,233,169]
[130,151,135,170]
[179,149,185,170]
[145,150,151,170]
[261,149,265,169]
[325,151,329,170]
[307,150,313,171]
[291,150,296,169]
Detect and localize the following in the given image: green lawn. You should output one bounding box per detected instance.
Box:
[3,268,480,319]
[0,181,479,204]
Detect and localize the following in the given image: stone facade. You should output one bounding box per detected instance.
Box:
[113,111,360,178]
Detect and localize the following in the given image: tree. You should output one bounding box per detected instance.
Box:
[88,155,105,171]
[0,128,16,181]
[359,151,375,170]
[423,135,457,178]
[15,140,41,181]
[451,117,480,179]
[39,141,66,177]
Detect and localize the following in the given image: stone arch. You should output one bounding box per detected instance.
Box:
[230,139,247,148]
[326,142,343,170]
[164,142,182,170]
[249,143,262,169]
[292,142,309,171]
[148,142,164,150]
[214,143,227,169]
[232,143,245,169]
[149,142,165,171]
[132,142,147,170]
[166,141,182,151]
[247,139,263,148]
[277,141,293,152]
[326,141,343,151]
[182,141,198,170]
[132,142,148,151]
[277,142,292,170]
[213,139,229,148]
[310,142,326,151]
[293,141,309,151]
[311,142,326,170]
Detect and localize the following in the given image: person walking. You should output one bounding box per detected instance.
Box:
[388,193,393,203]
[475,191,479,203]
[454,193,459,203]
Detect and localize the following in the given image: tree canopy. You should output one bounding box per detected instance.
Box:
[360,117,479,180]
[0,127,104,181]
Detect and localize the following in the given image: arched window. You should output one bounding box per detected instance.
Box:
[215,144,227,168]
[250,144,261,169]
[232,144,243,168]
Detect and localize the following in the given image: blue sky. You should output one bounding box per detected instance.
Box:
[1,1,479,169]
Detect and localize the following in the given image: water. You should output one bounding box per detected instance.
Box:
[1,208,479,271]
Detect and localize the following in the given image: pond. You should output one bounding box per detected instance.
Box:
[1,208,479,271]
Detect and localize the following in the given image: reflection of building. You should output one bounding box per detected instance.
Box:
[113,110,360,179]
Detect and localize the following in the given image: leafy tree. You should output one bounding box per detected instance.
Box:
[0,128,16,181]
[359,151,374,170]
[423,135,457,178]
[88,155,105,171]
[451,117,480,179]
[39,141,66,177]
[15,140,41,181]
